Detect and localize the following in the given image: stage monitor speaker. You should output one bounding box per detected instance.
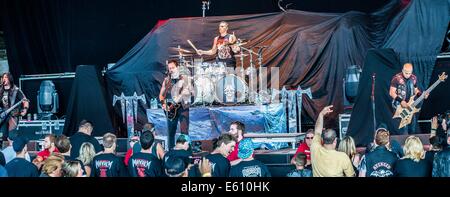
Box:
[339,114,351,138]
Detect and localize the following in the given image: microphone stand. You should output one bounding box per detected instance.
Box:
[202,1,210,18]
[371,73,376,134]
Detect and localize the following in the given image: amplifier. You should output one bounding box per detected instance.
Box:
[14,119,65,140]
[339,114,351,138]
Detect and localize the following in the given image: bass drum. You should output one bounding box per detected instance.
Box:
[192,76,215,105]
[214,74,248,105]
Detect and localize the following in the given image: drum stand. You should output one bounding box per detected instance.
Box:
[240,45,264,104]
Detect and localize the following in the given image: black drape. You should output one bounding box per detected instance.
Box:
[346,48,401,146]
[63,65,114,137]
[0,0,71,76]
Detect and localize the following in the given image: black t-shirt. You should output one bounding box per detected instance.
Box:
[425,150,438,165]
[205,153,230,177]
[5,158,38,177]
[91,153,127,177]
[129,152,163,177]
[0,86,26,110]
[69,132,103,158]
[395,158,431,177]
[163,149,192,167]
[229,159,271,177]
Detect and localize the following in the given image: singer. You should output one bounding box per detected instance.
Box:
[159,60,192,150]
[0,72,29,143]
[389,63,428,134]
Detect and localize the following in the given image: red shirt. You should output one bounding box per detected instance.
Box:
[227,141,240,161]
[124,149,133,166]
[294,142,311,161]
[37,148,60,161]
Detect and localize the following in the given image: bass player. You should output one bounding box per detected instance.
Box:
[389,63,428,134]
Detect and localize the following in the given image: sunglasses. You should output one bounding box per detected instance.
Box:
[305,137,314,139]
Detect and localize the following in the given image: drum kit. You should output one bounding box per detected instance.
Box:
[168,39,267,106]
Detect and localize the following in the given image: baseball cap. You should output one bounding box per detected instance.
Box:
[12,137,28,152]
[238,138,254,159]
[176,134,192,145]
[375,123,389,133]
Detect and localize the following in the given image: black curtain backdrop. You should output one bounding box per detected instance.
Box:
[63,65,115,137]
[346,48,401,146]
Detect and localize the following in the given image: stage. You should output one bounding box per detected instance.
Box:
[146,103,303,150]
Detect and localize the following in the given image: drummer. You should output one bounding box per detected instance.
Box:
[196,21,240,68]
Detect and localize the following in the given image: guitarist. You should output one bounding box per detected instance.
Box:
[0,72,29,142]
[159,60,192,150]
[389,63,428,135]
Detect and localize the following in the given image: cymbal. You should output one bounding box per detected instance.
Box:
[169,54,193,58]
[234,54,249,58]
[169,47,193,53]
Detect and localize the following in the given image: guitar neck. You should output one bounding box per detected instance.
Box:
[412,80,441,107]
[6,100,24,114]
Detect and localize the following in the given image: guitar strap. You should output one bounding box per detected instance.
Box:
[11,86,18,108]
[406,78,414,101]
[7,86,19,131]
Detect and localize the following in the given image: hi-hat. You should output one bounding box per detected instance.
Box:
[169,47,193,53]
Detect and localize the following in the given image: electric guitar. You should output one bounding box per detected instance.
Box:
[163,99,181,120]
[393,72,447,129]
[0,98,29,125]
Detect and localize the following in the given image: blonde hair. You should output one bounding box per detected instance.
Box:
[77,142,96,166]
[103,133,117,149]
[402,136,424,162]
[42,155,64,176]
[62,160,82,177]
[338,136,357,158]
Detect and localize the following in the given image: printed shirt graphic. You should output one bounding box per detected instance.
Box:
[390,73,417,101]
[229,160,271,177]
[216,34,233,60]
[129,152,162,177]
[369,162,394,177]
[91,153,126,177]
[1,90,9,108]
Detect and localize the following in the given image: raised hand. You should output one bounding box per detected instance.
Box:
[319,105,334,117]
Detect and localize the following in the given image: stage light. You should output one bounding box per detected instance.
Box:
[37,80,59,118]
[344,65,361,103]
